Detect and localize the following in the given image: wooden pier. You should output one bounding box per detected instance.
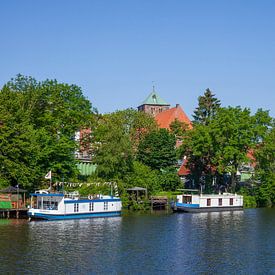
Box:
[150,196,169,210]
[0,208,28,219]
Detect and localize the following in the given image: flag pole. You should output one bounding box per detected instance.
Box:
[50,176,52,192]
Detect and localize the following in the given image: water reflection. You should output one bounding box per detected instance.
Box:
[0,209,274,274]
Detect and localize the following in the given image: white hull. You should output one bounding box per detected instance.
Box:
[28,193,122,220]
[173,193,243,213]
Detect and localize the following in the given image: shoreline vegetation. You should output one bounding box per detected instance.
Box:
[0,75,274,209]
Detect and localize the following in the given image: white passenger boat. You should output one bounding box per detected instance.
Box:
[172,190,243,212]
[28,190,122,220]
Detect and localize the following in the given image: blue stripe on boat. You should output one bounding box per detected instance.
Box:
[176,203,200,208]
[28,211,121,220]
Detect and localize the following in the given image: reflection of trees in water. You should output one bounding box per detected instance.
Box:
[189,211,246,272]
[27,217,123,273]
[0,220,30,273]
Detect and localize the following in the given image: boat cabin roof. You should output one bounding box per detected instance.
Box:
[30,193,64,197]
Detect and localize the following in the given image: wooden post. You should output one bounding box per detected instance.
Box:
[16,210,19,219]
[7,211,10,219]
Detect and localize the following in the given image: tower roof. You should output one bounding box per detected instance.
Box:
[140,90,170,106]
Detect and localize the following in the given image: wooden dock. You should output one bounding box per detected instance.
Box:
[0,208,28,219]
[150,196,169,210]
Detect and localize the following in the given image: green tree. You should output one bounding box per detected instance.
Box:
[254,124,275,206]
[193,88,221,125]
[137,128,177,170]
[159,168,182,191]
[0,75,94,188]
[93,109,157,180]
[170,119,189,139]
[125,161,161,194]
[180,89,220,190]
[179,123,214,190]
[210,107,255,191]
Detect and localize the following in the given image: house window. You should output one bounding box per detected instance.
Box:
[104,201,108,210]
[207,198,211,206]
[230,198,234,206]
[89,202,94,211]
[74,203,79,212]
[219,198,222,206]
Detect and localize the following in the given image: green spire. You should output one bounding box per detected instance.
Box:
[141,87,169,106]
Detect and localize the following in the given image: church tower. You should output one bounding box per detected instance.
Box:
[138,87,170,116]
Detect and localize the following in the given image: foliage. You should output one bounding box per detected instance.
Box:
[77,182,112,197]
[179,123,214,189]
[159,168,182,191]
[254,124,275,206]
[0,74,94,189]
[170,119,189,139]
[192,88,221,125]
[128,199,150,211]
[124,161,161,194]
[137,128,177,170]
[243,195,257,208]
[210,107,255,191]
[93,109,157,180]
[181,106,273,193]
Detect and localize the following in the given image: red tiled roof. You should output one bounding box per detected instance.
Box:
[247,149,256,167]
[178,159,190,176]
[155,105,192,130]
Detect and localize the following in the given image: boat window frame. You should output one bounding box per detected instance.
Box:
[89,202,94,212]
[104,201,108,210]
[74,203,79,212]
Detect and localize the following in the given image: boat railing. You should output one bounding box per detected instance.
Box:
[64,191,80,199]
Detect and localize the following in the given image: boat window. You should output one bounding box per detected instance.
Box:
[74,203,79,212]
[182,196,192,204]
[104,201,108,210]
[207,198,211,206]
[219,198,222,206]
[230,198,233,205]
[89,202,94,211]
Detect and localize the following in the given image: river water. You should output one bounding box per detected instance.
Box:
[0,208,274,274]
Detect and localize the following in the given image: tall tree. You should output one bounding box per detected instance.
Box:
[210,107,255,191]
[124,161,161,194]
[193,88,221,125]
[93,109,157,180]
[137,128,177,170]
[0,75,94,188]
[179,123,215,190]
[254,121,275,206]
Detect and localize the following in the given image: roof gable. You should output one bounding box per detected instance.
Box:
[155,105,193,129]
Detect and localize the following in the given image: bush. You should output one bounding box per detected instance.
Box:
[159,169,182,191]
[243,195,257,208]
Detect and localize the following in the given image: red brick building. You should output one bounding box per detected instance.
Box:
[138,90,192,179]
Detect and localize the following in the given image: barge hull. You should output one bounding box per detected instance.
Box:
[173,206,243,213]
[28,211,121,221]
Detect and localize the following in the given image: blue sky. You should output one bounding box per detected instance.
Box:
[0,0,274,118]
